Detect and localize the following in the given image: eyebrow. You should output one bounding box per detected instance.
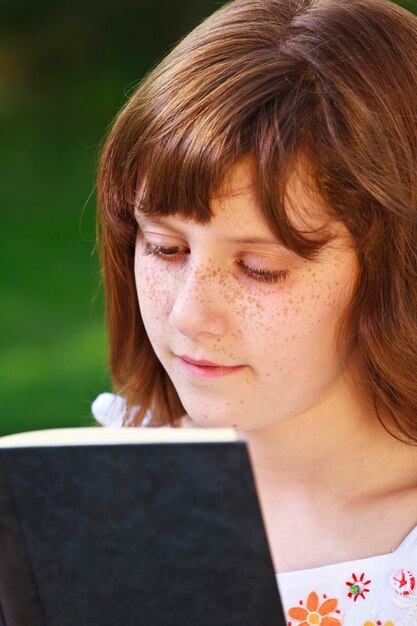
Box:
[135,214,285,247]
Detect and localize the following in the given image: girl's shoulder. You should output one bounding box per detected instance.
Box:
[91,392,152,428]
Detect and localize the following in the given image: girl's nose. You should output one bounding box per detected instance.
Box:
[168,266,228,339]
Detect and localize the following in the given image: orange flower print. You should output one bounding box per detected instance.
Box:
[363,622,395,626]
[288,591,342,625]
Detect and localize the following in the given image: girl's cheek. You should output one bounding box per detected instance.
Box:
[135,260,173,318]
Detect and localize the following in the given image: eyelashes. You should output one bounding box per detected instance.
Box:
[141,241,289,284]
[235,259,289,284]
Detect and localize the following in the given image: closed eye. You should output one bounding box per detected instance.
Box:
[143,242,181,257]
[235,259,289,284]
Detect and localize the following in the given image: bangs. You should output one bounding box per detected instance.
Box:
[104,11,341,259]
[99,0,415,264]
[132,75,334,259]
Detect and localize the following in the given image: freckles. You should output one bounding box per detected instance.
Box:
[138,267,173,318]
[224,284,267,334]
[236,301,261,324]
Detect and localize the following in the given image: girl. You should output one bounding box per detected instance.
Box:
[93,0,417,623]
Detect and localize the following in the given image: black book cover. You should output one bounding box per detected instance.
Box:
[0,436,285,625]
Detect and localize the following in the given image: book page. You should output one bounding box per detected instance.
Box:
[0,426,239,448]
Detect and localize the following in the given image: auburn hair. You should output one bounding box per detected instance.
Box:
[97,0,417,436]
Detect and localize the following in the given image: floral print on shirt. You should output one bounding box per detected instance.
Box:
[363,622,395,626]
[287,591,342,625]
[346,572,371,601]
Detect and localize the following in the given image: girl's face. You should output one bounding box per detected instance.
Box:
[134,160,359,430]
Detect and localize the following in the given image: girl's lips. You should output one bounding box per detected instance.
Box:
[176,356,244,379]
[178,354,228,367]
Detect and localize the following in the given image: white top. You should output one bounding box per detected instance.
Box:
[277,526,417,626]
[92,393,417,625]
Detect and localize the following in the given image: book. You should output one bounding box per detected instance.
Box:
[0,427,285,626]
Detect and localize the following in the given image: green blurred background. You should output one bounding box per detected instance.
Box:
[1,0,415,436]
[0,0,229,435]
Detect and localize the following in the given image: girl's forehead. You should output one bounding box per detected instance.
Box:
[211,159,332,233]
[212,158,258,199]
[136,194,277,243]
[137,156,321,215]
[136,160,267,234]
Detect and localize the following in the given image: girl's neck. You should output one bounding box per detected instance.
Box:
[238,373,416,505]
[236,374,417,573]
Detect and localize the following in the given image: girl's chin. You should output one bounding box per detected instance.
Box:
[180,411,239,430]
